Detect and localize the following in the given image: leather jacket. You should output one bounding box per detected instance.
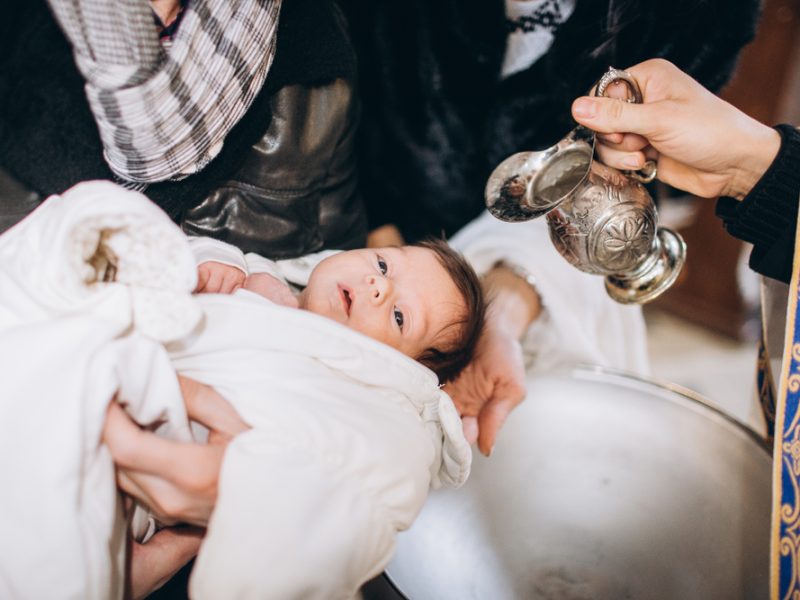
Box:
[182,78,367,259]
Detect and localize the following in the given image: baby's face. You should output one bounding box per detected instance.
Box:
[299,247,464,358]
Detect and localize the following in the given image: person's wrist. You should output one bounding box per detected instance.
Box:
[483,262,542,339]
[727,123,781,200]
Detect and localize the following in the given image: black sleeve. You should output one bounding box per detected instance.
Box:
[716,124,800,283]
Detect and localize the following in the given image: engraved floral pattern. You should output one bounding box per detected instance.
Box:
[598,216,651,271]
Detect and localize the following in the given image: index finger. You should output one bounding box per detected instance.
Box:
[476,397,516,457]
[571,96,658,138]
[104,403,182,473]
[180,377,250,439]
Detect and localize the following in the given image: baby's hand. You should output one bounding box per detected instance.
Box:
[196,261,246,294]
[244,273,299,308]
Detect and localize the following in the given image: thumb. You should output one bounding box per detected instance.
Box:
[572,96,657,138]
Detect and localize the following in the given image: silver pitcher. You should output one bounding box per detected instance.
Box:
[485,68,686,304]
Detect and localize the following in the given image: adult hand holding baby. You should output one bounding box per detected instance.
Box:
[447,324,526,456]
[103,376,250,525]
[447,263,542,456]
[571,59,781,200]
[103,376,249,598]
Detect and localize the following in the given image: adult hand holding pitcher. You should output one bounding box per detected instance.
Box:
[485,66,687,304]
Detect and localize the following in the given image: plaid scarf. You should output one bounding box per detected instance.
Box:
[47,0,281,183]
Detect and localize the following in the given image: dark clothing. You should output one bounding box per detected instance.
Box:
[181,78,364,259]
[717,124,800,284]
[341,0,762,241]
[0,0,367,258]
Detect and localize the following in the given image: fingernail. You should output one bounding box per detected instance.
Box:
[622,156,641,169]
[572,99,597,119]
[462,418,479,444]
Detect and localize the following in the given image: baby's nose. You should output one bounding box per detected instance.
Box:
[366,274,391,303]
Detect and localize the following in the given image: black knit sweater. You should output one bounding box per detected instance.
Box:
[0,0,356,220]
[716,124,800,283]
[341,0,762,240]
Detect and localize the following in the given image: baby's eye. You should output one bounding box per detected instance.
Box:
[377,255,388,275]
[393,307,404,331]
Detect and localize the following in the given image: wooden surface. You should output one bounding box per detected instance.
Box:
[653,0,800,339]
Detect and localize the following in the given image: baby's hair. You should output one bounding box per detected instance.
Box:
[411,238,486,383]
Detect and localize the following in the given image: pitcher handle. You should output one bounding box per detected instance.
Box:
[593,67,657,184]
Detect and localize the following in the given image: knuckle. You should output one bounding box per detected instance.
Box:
[159,496,187,520]
[649,57,674,71]
[177,462,218,499]
[458,398,482,417]
[176,470,206,495]
[505,389,524,406]
[607,97,626,122]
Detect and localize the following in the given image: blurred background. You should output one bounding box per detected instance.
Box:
[647,0,800,430]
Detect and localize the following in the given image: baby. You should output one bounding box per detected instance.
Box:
[191,237,486,383]
[118,237,486,597]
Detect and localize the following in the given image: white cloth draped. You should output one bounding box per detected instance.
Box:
[0,181,468,599]
[0,181,197,599]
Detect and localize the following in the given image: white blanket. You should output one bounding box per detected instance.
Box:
[0,181,469,599]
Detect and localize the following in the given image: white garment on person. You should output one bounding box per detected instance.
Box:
[449,211,650,375]
[501,0,576,78]
[0,181,469,600]
[189,234,338,288]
